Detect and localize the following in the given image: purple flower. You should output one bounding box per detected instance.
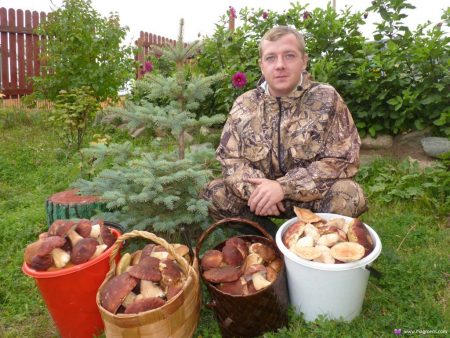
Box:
[394,329,402,335]
[143,61,153,73]
[231,72,247,88]
[303,11,311,20]
[229,6,237,19]
[262,11,269,19]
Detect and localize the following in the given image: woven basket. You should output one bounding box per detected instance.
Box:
[196,218,289,338]
[96,230,201,338]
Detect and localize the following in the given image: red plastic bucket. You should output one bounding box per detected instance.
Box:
[22,226,121,338]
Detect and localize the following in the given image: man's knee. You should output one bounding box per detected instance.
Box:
[319,179,367,217]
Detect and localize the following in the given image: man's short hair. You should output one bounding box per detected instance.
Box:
[259,26,306,57]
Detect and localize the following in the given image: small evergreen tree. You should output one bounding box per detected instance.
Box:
[73,19,225,233]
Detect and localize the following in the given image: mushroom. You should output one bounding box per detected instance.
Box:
[318,226,347,242]
[304,224,320,243]
[251,272,271,291]
[324,218,346,231]
[203,266,242,283]
[242,253,264,270]
[295,236,314,248]
[121,292,137,308]
[225,237,248,259]
[99,225,116,248]
[222,244,244,267]
[48,220,83,247]
[131,250,143,265]
[91,244,108,259]
[150,246,170,260]
[243,264,267,282]
[116,253,132,275]
[293,207,323,224]
[75,219,93,237]
[293,246,322,260]
[313,245,335,264]
[71,237,98,265]
[248,242,276,263]
[140,280,165,298]
[266,266,278,282]
[347,218,374,256]
[100,272,139,314]
[330,242,365,262]
[128,256,162,282]
[159,259,182,286]
[201,250,223,271]
[268,258,283,273]
[282,221,305,249]
[166,281,184,300]
[123,297,166,314]
[316,233,340,247]
[24,236,70,270]
[218,278,248,296]
[173,244,189,258]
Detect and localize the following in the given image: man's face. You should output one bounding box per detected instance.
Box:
[259,34,308,97]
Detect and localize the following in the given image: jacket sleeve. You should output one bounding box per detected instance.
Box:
[276,88,361,202]
[216,99,266,201]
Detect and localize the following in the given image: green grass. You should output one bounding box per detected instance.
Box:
[1,112,448,337]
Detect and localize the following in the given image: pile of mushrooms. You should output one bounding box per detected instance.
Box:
[200,237,282,296]
[99,243,190,315]
[24,219,116,271]
[282,207,374,264]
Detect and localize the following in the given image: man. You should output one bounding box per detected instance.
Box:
[202,26,367,237]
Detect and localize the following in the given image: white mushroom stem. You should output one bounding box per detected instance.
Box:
[51,248,71,268]
[140,280,165,298]
[89,224,101,239]
[67,229,84,246]
[252,272,271,291]
[122,292,137,308]
[91,244,108,259]
[151,251,169,260]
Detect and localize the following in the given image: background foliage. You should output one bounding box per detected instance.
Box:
[196,0,449,137]
[33,0,135,103]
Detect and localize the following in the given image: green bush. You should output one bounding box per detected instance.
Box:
[196,0,449,137]
[32,0,135,103]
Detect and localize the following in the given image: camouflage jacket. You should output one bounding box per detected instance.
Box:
[216,73,361,202]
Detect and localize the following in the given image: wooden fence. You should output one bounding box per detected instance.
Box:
[0,7,46,98]
[0,7,194,100]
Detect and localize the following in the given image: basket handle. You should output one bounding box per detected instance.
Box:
[195,217,274,257]
[105,230,193,283]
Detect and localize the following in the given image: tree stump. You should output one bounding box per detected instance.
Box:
[46,189,106,226]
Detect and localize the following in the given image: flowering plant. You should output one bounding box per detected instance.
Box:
[231,72,247,88]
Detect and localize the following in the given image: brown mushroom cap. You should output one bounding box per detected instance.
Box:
[36,236,67,256]
[75,219,93,237]
[30,255,54,271]
[225,237,248,258]
[160,259,182,286]
[123,297,166,314]
[141,244,155,260]
[222,245,244,267]
[100,225,116,248]
[347,219,374,256]
[166,282,183,300]
[203,266,242,283]
[48,220,76,237]
[282,221,305,248]
[71,237,98,265]
[201,250,223,271]
[128,257,162,282]
[218,278,248,296]
[268,258,283,273]
[100,272,139,314]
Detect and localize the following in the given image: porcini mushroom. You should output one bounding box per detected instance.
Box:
[140,280,165,298]
[330,242,365,263]
[251,272,271,291]
[71,237,98,265]
[116,252,132,275]
[293,246,322,260]
[203,266,242,283]
[248,242,276,263]
[123,297,166,314]
[316,233,340,247]
[160,259,182,286]
[128,256,162,282]
[313,245,335,264]
[225,237,248,259]
[100,272,139,314]
[282,221,305,248]
[48,220,83,247]
[201,250,223,271]
[222,245,244,267]
[304,224,321,243]
[347,218,374,256]
[293,207,323,223]
[24,236,70,270]
[218,278,248,296]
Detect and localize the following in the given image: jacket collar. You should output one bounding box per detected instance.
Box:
[256,71,313,101]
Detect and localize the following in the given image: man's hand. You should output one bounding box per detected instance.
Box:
[246,178,285,216]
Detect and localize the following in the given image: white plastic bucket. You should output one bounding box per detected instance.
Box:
[275,213,382,322]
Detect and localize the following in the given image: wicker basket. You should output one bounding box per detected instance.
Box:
[96,230,201,338]
[196,218,289,338]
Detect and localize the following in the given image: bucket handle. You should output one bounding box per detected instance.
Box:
[365,265,382,279]
[195,217,275,258]
[105,230,197,283]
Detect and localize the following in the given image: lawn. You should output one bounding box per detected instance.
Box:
[0,111,448,337]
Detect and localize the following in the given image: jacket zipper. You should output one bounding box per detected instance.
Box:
[276,97,286,175]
